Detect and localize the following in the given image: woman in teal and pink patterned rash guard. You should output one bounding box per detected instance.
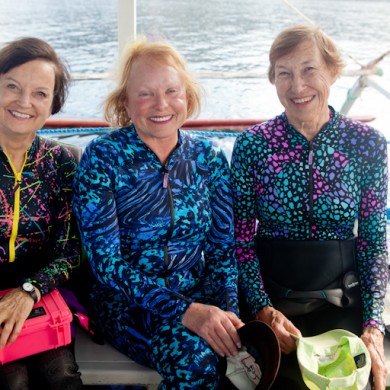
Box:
[0,38,82,389]
[231,24,388,389]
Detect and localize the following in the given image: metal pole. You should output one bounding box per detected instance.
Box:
[340,76,366,115]
[117,0,137,54]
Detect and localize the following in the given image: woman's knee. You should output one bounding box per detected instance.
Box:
[0,361,29,390]
[185,348,220,384]
[159,349,221,389]
[34,346,83,389]
[152,330,221,388]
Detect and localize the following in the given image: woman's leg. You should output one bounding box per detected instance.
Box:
[149,322,221,389]
[0,360,30,390]
[98,304,221,389]
[302,305,363,336]
[92,291,222,389]
[32,346,83,390]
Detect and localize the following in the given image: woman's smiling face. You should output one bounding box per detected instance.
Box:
[274,40,337,129]
[0,59,55,140]
[123,57,188,146]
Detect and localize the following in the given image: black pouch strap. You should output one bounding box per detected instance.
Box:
[265,270,360,308]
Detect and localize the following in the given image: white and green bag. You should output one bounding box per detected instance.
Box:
[296,329,371,390]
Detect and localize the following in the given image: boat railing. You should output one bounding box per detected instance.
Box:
[70,68,381,81]
[41,115,376,132]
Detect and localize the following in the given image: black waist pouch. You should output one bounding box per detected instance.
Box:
[255,238,362,316]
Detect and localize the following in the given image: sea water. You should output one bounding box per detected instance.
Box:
[0,0,388,138]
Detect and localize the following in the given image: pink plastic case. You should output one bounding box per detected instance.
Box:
[0,288,72,364]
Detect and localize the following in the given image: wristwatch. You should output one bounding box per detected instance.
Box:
[21,282,38,304]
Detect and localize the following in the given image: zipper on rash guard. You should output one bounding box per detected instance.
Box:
[308,141,314,238]
[6,153,28,263]
[162,164,175,288]
[163,169,169,189]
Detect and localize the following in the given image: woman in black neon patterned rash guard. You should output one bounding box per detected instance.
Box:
[231,24,388,389]
[0,38,82,389]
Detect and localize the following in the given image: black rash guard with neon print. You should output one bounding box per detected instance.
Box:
[0,136,80,295]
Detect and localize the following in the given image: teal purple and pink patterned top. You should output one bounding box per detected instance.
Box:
[0,136,80,296]
[231,107,388,332]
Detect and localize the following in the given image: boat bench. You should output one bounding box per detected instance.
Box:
[75,326,162,389]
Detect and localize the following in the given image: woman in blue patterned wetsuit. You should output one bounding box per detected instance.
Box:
[231,25,388,389]
[72,40,244,389]
[0,38,82,389]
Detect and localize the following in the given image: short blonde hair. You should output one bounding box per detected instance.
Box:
[104,39,202,127]
[268,24,344,84]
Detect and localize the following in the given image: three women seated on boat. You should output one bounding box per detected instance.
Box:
[0,23,387,390]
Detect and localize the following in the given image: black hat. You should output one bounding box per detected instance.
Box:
[225,320,281,390]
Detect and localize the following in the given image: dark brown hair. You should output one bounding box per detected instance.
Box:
[0,37,70,114]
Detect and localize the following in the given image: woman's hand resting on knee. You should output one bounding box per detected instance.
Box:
[182,302,244,358]
[361,327,387,390]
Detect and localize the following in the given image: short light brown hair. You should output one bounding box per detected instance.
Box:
[268,24,344,84]
[104,39,202,127]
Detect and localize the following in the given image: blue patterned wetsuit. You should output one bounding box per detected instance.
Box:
[231,107,388,333]
[72,125,238,389]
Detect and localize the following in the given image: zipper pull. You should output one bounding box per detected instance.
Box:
[308,150,313,165]
[308,142,313,165]
[14,178,22,191]
[163,170,169,188]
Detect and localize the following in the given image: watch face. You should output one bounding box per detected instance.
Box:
[21,282,38,304]
[23,282,34,292]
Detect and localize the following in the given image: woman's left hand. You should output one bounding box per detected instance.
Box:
[182,302,245,357]
[361,327,388,390]
[0,288,36,350]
